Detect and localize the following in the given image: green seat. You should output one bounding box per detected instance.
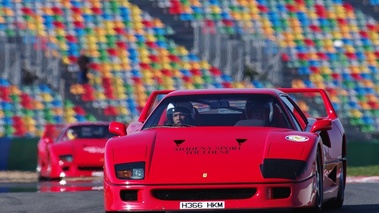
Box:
[85,114,97,121]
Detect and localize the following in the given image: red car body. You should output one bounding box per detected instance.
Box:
[37,121,115,180]
[104,88,346,212]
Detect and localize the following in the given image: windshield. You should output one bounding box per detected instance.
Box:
[63,125,116,140]
[142,94,291,129]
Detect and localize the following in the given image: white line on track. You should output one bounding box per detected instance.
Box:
[347,176,379,183]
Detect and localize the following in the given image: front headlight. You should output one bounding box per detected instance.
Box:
[59,155,73,162]
[115,162,145,180]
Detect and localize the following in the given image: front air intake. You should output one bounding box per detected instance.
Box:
[120,190,138,201]
[152,188,256,201]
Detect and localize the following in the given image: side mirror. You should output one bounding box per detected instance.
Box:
[310,119,332,133]
[109,121,127,136]
[126,121,143,134]
[43,137,53,144]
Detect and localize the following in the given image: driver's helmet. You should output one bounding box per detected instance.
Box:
[166,104,195,125]
[66,128,78,140]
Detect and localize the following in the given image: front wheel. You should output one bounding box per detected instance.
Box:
[326,160,346,209]
[292,150,323,213]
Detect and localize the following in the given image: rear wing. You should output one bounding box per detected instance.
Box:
[278,88,338,120]
[138,90,174,122]
[41,123,65,140]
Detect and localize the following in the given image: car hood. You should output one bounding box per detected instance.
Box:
[51,138,108,163]
[108,127,316,184]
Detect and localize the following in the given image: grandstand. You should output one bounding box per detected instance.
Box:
[0,0,378,139]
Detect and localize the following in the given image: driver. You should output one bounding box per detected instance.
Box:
[243,99,272,126]
[167,106,195,125]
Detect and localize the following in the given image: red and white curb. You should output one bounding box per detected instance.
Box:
[347,176,379,183]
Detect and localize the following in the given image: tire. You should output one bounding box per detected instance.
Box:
[312,150,324,212]
[292,150,323,213]
[326,160,345,209]
[36,160,48,182]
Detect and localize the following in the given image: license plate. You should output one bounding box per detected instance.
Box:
[180,201,225,209]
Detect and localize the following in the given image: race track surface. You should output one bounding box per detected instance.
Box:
[1,182,379,213]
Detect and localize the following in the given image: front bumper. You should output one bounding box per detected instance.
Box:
[104,176,316,211]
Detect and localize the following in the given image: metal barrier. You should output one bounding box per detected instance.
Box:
[192,20,283,85]
[0,31,62,94]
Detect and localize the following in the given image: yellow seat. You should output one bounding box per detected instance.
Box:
[193,76,203,84]
[96,91,106,100]
[176,46,189,55]
[112,63,122,71]
[184,82,195,89]
[121,62,131,70]
[70,84,85,95]
[297,100,310,113]
[82,7,93,14]
[9,85,21,95]
[117,106,129,115]
[53,107,64,116]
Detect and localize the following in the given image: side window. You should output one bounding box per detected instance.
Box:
[280,96,307,130]
[147,94,167,116]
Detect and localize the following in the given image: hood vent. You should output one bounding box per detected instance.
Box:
[236,138,247,146]
[173,139,185,146]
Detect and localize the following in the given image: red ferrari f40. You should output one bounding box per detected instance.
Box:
[104,88,346,212]
[37,121,115,180]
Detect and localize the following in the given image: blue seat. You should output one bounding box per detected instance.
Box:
[156,40,167,48]
[356,51,366,61]
[252,80,264,88]
[54,115,63,124]
[362,115,374,125]
[180,69,191,77]
[361,38,371,46]
[0,78,10,86]
[188,53,200,61]
[213,82,223,88]
[180,14,194,21]
[221,74,232,82]
[209,0,220,5]
[75,115,86,122]
[83,14,94,23]
[74,28,85,37]
[303,79,315,87]
[2,102,12,110]
[277,4,287,13]
[135,34,145,42]
[348,101,359,109]
[70,1,83,7]
[298,67,311,75]
[128,48,139,62]
[220,11,230,19]
[368,65,378,73]
[326,52,337,61]
[4,117,12,125]
[309,60,320,67]
[131,69,142,78]
[153,27,165,35]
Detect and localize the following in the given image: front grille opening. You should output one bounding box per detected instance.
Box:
[272,187,291,199]
[62,166,69,171]
[78,166,103,171]
[120,190,138,201]
[152,188,256,201]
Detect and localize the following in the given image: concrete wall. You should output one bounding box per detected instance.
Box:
[0,138,378,171]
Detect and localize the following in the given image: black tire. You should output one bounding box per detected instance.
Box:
[292,150,323,213]
[326,160,346,209]
[312,150,324,212]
